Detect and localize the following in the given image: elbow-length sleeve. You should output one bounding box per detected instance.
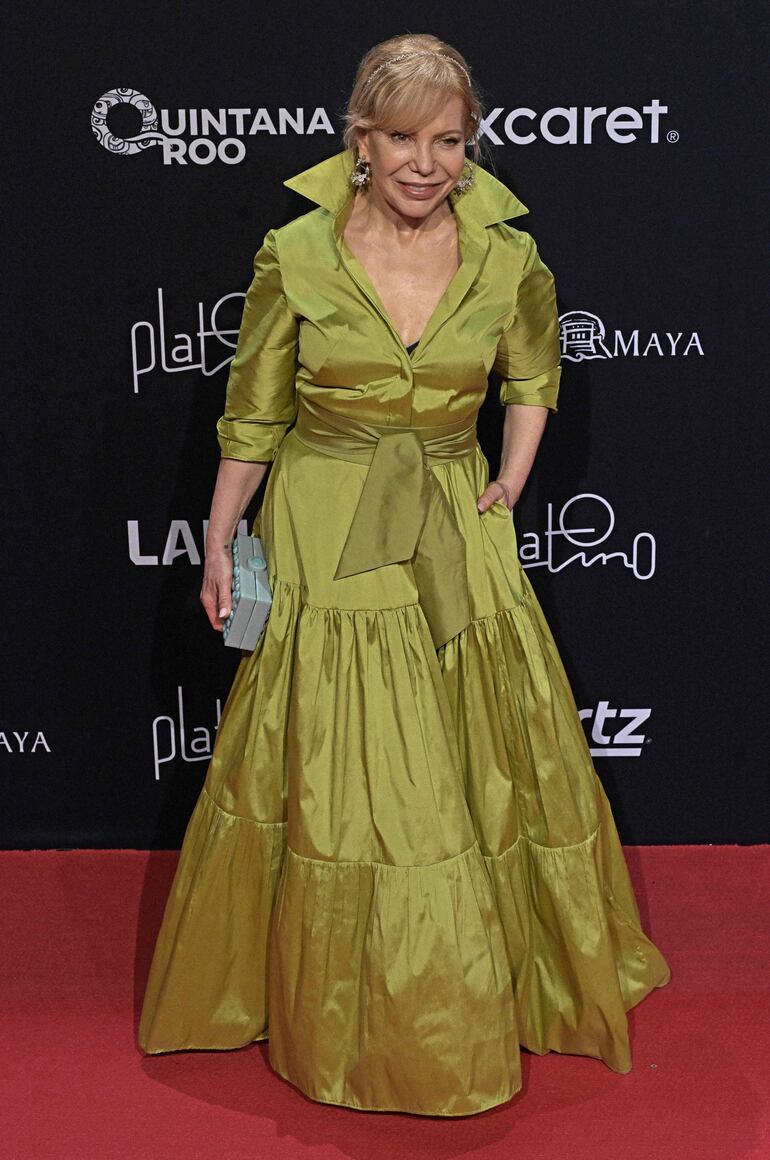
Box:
[216,229,299,462]
[493,233,562,413]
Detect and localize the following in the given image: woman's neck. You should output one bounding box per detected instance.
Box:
[347,186,455,243]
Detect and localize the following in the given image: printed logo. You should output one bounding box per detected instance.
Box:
[579,704,651,757]
[520,493,655,579]
[0,731,52,754]
[128,519,251,566]
[560,311,704,361]
[130,287,245,395]
[92,87,334,165]
[152,685,223,781]
[91,88,165,156]
[481,100,671,146]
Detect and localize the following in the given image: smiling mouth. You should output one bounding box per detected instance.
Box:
[398,181,440,189]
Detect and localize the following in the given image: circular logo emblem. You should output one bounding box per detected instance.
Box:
[91,88,165,155]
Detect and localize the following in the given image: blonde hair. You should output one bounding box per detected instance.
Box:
[342,33,487,167]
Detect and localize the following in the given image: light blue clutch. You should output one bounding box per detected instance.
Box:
[222,533,273,650]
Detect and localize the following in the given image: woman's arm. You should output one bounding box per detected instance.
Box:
[477,230,561,513]
[201,227,299,631]
[200,458,269,630]
[477,402,548,512]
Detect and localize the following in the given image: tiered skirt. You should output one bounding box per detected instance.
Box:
[138,428,671,1117]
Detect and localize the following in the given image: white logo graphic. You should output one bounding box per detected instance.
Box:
[579,704,651,757]
[0,731,52,754]
[152,685,224,781]
[560,311,704,361]
[91,88,165,155]
[128,519,251,565]
[520,493,655,579]
[560,312,613,360]
[92,87,334,165]
[131,287,245,394]
[93,91,675,165]
[481,100,670,145]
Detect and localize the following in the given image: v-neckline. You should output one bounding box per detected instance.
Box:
[337,202,465,360]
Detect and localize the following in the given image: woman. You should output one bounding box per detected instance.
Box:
[138,33,671,1117]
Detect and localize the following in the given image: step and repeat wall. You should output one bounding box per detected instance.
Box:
[4,3,766,848]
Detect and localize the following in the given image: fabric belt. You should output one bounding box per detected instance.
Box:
[292,395,478,648]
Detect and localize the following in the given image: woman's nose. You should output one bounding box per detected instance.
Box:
[410,146,438,174]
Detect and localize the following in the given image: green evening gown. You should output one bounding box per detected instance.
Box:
[137,147,672,1117]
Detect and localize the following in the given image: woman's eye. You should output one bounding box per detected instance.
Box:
[388,132,461,145]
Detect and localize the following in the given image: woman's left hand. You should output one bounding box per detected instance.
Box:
[477,478,515,513]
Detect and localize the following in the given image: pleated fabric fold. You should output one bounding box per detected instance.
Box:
[138,432,671,1116]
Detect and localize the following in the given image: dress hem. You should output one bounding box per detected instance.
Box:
[267,1059,522,1118]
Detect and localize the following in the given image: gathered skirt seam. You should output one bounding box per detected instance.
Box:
[282,595,529,622]
[199,788,602,858]
[285,839,479,870]
[268,575,302,591]
[201,786,287,829]
[483,822,602,859]
[462,596,531,629]
[301,598,422,614]
[281,823,603,871]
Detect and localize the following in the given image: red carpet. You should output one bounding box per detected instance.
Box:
[1,845,767,1159]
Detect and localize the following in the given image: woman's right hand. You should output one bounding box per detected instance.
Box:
[201,457,268,631]
[200,546,234,632]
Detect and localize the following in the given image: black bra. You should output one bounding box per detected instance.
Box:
[405,340,419,355]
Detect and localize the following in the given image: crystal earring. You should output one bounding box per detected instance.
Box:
[350,154,372,189]
[453,159,475,194]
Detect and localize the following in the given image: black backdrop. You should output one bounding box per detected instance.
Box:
[4,1,767,848]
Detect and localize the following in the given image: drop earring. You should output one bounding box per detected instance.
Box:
[350,153,372,189]
[453,159,475,194]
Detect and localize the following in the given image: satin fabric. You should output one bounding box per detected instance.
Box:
[138,147,672,1117]
[296,395,476,648]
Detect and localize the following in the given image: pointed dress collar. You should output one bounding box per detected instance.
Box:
[282,145,529,230]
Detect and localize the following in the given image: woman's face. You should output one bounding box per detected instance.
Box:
[357,94,468,218]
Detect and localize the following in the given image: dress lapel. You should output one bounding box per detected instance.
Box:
[411,210,487,359]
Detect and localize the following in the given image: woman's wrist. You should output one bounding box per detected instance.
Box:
[492,478,518,508]
[206,535,234,557]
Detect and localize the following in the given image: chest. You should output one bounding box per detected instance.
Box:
[341,228,461,347]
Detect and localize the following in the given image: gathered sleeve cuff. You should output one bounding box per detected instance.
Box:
[216,229,299,462]
[493,234,562,413]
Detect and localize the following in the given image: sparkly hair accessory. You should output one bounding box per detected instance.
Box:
[362,51,473,91]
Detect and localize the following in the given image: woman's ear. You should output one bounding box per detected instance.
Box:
[355,128,369,163]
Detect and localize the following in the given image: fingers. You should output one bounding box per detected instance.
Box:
[200,592,224,631]
[200,570,233,632]
[476,479,512,513]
